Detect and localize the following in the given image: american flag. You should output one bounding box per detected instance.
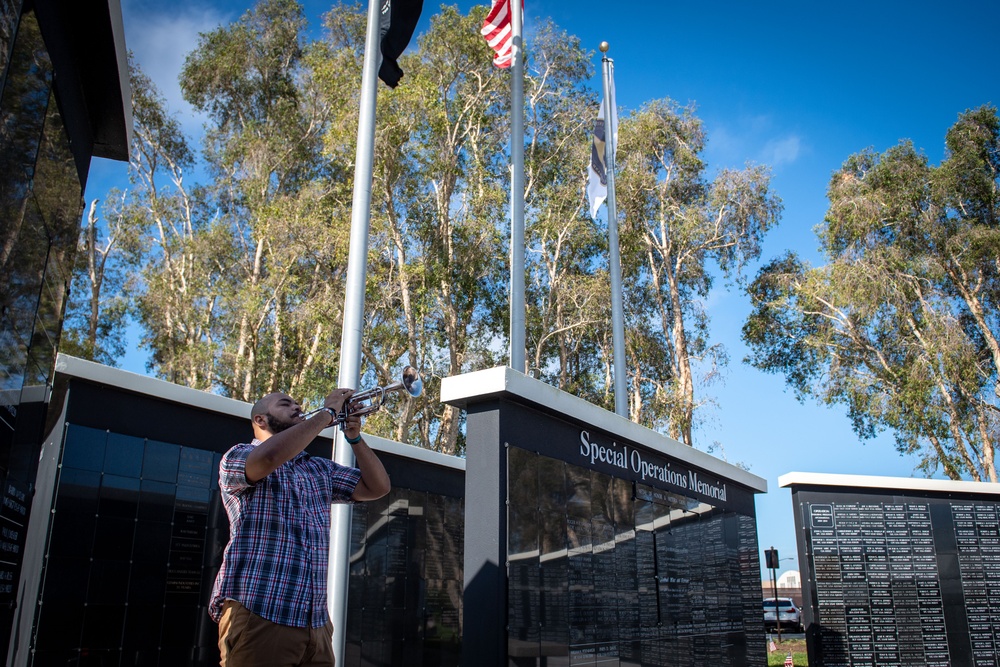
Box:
[784,653,794,667]
[481,0,523,68]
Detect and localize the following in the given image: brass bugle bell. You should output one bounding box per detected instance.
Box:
[306,366,422,425]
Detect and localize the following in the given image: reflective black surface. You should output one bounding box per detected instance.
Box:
[345,487,464,667]
[507,448,766,667]
[35,426,222,666]
[794,492,1000,667]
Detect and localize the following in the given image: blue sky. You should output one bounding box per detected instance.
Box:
[87,0,1000,576]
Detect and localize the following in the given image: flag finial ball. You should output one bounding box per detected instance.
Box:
[599,41,609,53]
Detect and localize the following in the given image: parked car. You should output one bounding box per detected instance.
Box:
[763,597,802,631]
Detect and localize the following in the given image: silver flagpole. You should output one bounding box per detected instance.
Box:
[509,0,526,373]
[601,43,627,417]
[329,0,382,663]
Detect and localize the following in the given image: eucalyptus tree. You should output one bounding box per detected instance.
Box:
[743,105,1000,481]
[521,21,608,403]
[126,59,227,389]
[336,4,509,454]
[61,194,139,365]
[308,2,428,445]
[180,0,351,402]
[615,99,782,445]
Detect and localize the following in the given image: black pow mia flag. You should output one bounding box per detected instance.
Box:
[379,0,424,88]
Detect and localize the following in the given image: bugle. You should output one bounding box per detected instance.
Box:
[307,366,422,425]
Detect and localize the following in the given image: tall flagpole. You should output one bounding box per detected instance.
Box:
[509,0,526,373]
[329,0,382,663]
[601,42,627,418]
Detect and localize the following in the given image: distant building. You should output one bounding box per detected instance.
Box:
[0,0,131,659]
[778,569,801,589]
[763,569,803,607]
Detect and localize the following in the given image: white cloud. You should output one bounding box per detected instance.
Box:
[760,135,802,167]
[121,2,234,138]
[707,112,806,172]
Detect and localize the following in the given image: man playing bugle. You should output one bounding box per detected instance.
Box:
[209,388,391,666]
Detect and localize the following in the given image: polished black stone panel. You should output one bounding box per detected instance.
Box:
[61,425,108,471]
[791,488,1000,667]
[345,487,464,667]
[506,448,765,667]
[36,426,226,665]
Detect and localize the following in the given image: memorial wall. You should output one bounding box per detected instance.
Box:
[507,449,763,666]
[443,366,768,667]
[781,472,1000,667]
[0,1,131,656]
[9,356,465,667]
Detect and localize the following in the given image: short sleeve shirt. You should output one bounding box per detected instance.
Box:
[209,440,361,628]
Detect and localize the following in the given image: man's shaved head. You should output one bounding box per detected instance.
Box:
[251,393,301,436]
[251,393,283,420]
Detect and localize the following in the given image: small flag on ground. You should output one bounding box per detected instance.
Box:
[481,0,522,68]
[587,62,618,218]
[768,636,777,653]
[784,652,794,667]
[378,0,424,87]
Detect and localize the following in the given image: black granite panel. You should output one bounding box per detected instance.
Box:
[506,447,763,667]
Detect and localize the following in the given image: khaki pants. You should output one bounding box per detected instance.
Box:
[219,599,335,667]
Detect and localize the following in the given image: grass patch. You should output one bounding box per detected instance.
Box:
[767,638,808,666]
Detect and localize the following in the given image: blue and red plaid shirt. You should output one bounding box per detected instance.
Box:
[209,439,361,628]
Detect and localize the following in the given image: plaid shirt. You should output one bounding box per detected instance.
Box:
[209,439,361,628]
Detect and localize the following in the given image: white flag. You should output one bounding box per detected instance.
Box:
[587,65,618,219]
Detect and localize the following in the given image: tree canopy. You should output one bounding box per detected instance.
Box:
[744,105,1000,481]
[65,0,780,454]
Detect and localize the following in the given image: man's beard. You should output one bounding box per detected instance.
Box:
[265,413,296,433]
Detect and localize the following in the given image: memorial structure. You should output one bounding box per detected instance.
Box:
[781,472,1000,667]
[443,366,768,667]
[0,0,131,657]
[8,355,465,667]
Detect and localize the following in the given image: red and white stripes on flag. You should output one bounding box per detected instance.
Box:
[481,0,523,68]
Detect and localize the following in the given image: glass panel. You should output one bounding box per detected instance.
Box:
[128,561,167,606]
[179,447,213,488]
[88,558,130,604]
[132,519,171,565]
[138,479,175,523]
[47,510,95,558]
[33,87,82,242]
[176,484,210,508]
[0,12,52,392]
[103,432,143,478]
[507,447,540,654]
[2,195,47,345]
[344,485,464,666]
[142,439,179,483]
[0,315,27,430]
[508,451,769,665]
[81,604,126,650]
[33,603,84,651]
[22,342,49,389]
[53,466,100,516]
[62,425,108,471]
[99,473,140,519]
[0,7,50,191]
[122,604,164,649]
[0,0,20,76]
[40,556,89,604]
[93,515,136,561]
